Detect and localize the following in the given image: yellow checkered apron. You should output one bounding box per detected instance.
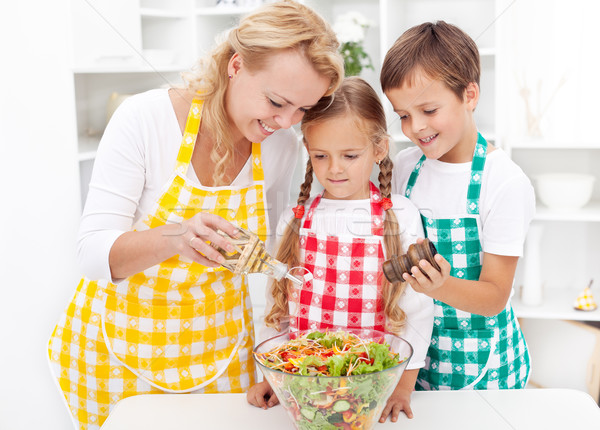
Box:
[48,99,268,429]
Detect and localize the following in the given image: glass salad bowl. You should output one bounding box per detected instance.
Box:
[254,329,413,430]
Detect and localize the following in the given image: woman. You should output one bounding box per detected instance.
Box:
[48,1,344,428]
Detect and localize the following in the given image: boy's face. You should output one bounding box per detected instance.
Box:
[385,73,478,163]
[304,115,387,200]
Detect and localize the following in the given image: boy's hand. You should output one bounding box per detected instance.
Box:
[247,380,279,409]
[403,239,451,295]
[379,384,413,422]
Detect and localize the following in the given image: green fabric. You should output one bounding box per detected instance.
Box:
[405,133,530,390]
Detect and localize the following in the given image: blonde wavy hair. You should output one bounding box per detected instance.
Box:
[265,77,408,335]
[182,0,344,186]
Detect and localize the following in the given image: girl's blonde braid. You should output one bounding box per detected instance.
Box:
[378,155,407,334]
[264,158,314,329]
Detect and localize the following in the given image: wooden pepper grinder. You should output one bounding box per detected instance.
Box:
[382,238,442,283]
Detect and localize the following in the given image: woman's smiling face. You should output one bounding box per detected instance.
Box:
[226,50,331,144]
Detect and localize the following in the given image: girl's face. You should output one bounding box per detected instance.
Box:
[305,115,386,200]
[226,50,330,144]
[384,72,479,163]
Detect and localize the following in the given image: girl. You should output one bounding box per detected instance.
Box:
[247,77,434,422]
[380,21,535,390]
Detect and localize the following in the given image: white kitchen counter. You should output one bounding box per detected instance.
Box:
[101,388,600,429]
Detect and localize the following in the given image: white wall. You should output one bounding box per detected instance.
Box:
[0,1,81,428]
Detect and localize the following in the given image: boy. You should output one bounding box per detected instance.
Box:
[380,21,535,390]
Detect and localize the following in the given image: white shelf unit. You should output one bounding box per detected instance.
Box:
[513,288,600,322]
[509,147,600,321]
[70,0,504,204]
[301,0,502,160]
[70,0,259,205]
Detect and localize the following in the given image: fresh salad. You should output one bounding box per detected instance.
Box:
[254,331,410,430]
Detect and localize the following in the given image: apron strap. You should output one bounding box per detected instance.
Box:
[404,132,488,215]
[369,182,385,237]
[466,133,488,215]
[174,98,263,182]
[404,155,426,199]
[302,194,322,229]
[251,142,264,182]
[302,182,385,236]
[175,98,203,175]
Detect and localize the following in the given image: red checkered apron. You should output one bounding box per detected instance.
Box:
[289,182,386,334]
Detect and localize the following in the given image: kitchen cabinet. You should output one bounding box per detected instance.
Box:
[70,0,256,205]
[495,1,600,402]
[509,148,600,401]
[497,1,600,321]
[518,319,600,403]
[302,0,503,157]
[508,146,600,321]
[70,0,504,206]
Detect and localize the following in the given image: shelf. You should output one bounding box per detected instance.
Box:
[508,138,600,150]
[195,6,256,16]
[73,65,188,74]
[78,135,101,162]
[140,8,188,19]
[513,288,600,321]
[534,202,600,222]
[391,131,497,144]
[478,47,496,57]
[392,133,411,144]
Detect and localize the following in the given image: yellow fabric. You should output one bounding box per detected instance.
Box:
[574,287,597,311]
[48,98,266,428]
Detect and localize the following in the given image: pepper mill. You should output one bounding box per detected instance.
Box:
[382,238,441,283]
[210,227,303,285]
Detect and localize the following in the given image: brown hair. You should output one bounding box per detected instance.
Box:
[380,21,480,100]
[265,77,408,335]
[182,0,344,185]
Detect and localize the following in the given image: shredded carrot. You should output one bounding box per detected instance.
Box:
[255,330,397,377]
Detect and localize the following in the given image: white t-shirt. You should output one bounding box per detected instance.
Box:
[261,194,434,370]
[392,146,536,257]
[77,88,299,281]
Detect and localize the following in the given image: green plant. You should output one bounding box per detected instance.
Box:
[333,12,374,77]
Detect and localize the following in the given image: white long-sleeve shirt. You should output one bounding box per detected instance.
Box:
[77,88,299,281]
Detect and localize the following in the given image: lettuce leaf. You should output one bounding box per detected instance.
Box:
[298,355,326,375]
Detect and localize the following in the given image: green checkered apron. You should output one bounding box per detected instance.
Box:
[406,133,530,390]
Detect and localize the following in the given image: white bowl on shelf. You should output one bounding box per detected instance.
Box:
[535,173,595,210]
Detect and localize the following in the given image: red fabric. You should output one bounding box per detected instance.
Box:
[292,205,305,219]
[289,182,387,333]
[380,197,393,211]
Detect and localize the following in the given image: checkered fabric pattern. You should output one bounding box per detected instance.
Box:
[574,287,598,311]
[423,216,482,283]
[406,133,530,390]
[48,99,264,428]
[289,184,386,334]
